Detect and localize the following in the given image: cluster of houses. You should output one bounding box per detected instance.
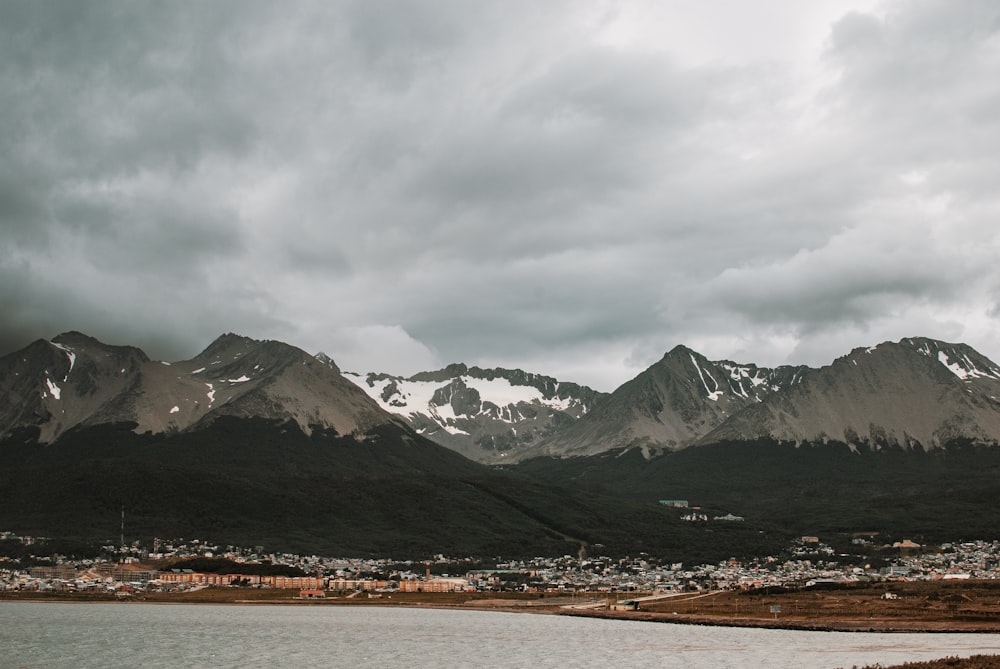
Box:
[661,500,744,523]
[3,532,1000,597]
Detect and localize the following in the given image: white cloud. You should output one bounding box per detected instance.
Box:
[309,325,441,377]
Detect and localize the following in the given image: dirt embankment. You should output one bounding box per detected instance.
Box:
[854,655,1000,669]
[564,581,1000,633]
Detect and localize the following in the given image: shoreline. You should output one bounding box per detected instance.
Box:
[558,608,1000,634]
[5,588,1000,634]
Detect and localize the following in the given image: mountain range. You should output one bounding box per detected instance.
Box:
[7,332,1000,459]
[345,337,1000,462]
[3,331,1000,559]
[0,332,755,560]
[0,331,387,444]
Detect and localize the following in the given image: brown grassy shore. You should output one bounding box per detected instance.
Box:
[0,588,575,609]
[562,581,1000,633]
[5,581,1000,633]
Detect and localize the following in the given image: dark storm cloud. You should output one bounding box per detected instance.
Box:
[0,165,51,249]
[344,0,465,73]
[0,0,270,355]
[1,2,259,167]
[2,0,999,389]
[404,47,708,225]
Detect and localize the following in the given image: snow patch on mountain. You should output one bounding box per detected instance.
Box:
[691,354,723,401]
[940,351,970,379]
[935,350,1000,380]
[903,337,1000,381]
[347,374,579,418]
[50,341,76,381]
[45,376,61,400]
[466,376,568,409]
[358,376,436,413]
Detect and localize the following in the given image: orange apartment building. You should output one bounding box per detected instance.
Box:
[157,571,324,589]
[327,579,388,591]
[397,577,471,593]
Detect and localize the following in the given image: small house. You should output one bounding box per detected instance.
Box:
[299,589,326,599]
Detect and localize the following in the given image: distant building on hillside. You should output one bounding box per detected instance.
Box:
[327,579,386,591]
[397,577,470,593]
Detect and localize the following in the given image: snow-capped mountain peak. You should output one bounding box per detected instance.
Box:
[340,364,605,462]
[902,337,1000,381]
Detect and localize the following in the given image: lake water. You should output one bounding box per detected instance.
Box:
[3,602,1000,668]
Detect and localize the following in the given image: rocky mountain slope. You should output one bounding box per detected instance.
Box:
[702,337,1000,450]
[515,338,1000,461]
[0,331,390,443]
[339,363,605,462]
[516,345,810,460]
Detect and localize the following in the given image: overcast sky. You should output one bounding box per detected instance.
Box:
[3,0,1000,391]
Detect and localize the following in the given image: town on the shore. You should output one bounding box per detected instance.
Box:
[3,531,999,597]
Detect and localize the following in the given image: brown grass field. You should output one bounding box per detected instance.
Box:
[568,581,1000,633]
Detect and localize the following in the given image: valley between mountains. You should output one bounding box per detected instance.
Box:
[2,331,1000,562]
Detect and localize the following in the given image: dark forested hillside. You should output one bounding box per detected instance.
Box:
[0,418,784,563]
[509,439,1000,543]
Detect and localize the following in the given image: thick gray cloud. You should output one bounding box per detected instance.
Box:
[2,0,999,390]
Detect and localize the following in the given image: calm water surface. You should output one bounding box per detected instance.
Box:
[3,602,1000,669]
